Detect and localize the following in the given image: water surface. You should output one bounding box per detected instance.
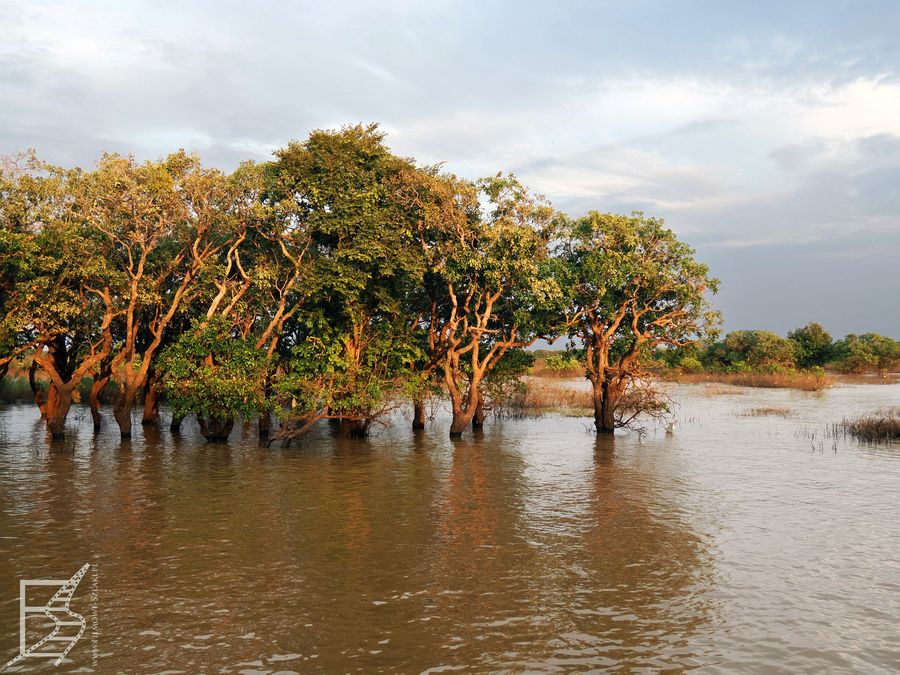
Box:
[0,383,898,672]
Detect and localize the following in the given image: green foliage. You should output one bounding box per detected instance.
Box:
[677,356,704,373]
[269,125,425,426]
[832,333,900,375]
[704,330,797,372]
[544,351,582,372]
[159,318,268,419]
[7,128,899,442]
[788,322,833,368]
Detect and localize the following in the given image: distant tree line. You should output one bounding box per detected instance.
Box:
[655,323,900,376]
[0,124,718,441]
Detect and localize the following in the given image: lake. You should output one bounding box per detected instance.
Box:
[0,382,898,672]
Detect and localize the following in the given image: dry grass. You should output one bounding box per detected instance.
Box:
[669,371,833,391]
[831,373,900,385]
[516,380,593,414]
[739,406,794,418]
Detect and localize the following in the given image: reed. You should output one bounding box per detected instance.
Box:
[739,406,793,417]
[0,376,33,403]
[839,410,900,443]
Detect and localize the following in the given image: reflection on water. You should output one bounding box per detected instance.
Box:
[0,382,898,672]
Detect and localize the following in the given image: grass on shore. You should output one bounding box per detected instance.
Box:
[664,370,833,391]
[529,361,585,379]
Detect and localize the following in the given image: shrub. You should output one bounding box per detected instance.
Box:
[678,356,704,373]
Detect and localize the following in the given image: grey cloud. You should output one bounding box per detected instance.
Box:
[768,139,829,170]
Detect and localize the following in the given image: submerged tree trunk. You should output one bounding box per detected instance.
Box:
[198,415,234,442]
[337,418,370,438]
[412,400,426,431]
[29,361,47,418]
[141,371,160,426]
[170,413,185,433]
[45,383,60,426]
[449,387,480,438]
[472,396,486,430]
[258,411,271,440]
[594,378,618,434]
[113,386,137,439]
[89,372,110,433]
[46,385,74,440]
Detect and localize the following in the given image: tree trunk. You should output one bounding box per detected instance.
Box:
[113,386,136,439]
[141,372,160,426]
[258,411,271,440]
[198,415,234,442]
[45,383,59,426]
[46,385,74,440]
[170,413,185,433]
[449,411,472,437]
[472,396,486,430]
[412,400,426,431]
[30,361,47,418]
[338,418,370,438]
[89,374,110,433]
[449,388,479,438]
[595,378,616,434]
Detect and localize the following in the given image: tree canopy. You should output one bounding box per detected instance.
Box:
[1,124,725,441]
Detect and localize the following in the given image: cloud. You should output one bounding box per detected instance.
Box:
[0,0,898,335]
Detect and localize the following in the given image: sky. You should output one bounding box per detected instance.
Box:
[1,0,898,338]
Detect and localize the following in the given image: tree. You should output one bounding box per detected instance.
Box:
[832,333,900,376]
[77,153,206,437]
[159,317,267,441]
[705,330,797,372]
[788,322,832,368]
[390,168,478,430]
[1,157,119,438]
[268,124,424,438]
[423,173,562,437]
[147,157,314,441]
[559,211,719,433]
[0,153,45,381]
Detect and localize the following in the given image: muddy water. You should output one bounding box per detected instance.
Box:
[0,383,898,673]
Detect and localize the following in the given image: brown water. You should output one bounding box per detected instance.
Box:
[0,382,898,673]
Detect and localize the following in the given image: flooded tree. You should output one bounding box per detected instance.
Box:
[0,158,118,438]
[154,159,313,441]
[268,125,424,439]
[159,317,268,442]
[3,130,722,444]
[79,153,229,438]
[558,211,719,433]
[422,174,562,437]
